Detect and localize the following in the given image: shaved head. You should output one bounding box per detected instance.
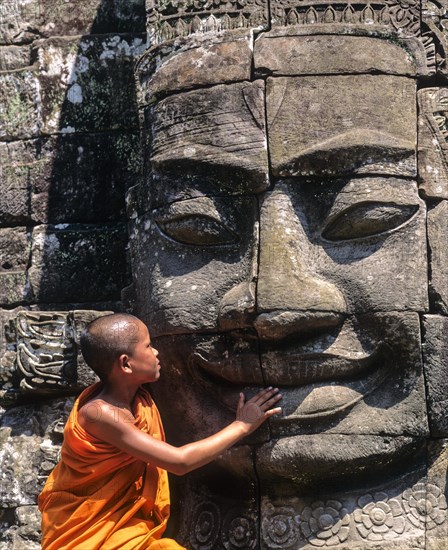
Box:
[80,313,145,381]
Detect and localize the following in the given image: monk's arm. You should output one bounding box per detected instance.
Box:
[81,388,281,476]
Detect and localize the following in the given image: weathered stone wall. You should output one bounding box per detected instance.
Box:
[0,1,145,547]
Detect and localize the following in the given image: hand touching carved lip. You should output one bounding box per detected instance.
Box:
[190,346,386,422]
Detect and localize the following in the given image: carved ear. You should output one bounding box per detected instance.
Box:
[418,87,448,200]
[266,79,287,128]
[242,81,266,131]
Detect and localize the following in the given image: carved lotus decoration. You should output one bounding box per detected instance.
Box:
[354,492,405,541]
[300,500,350,547]
[403,483,447,530]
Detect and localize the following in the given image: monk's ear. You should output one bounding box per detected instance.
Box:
[118,354,132,373]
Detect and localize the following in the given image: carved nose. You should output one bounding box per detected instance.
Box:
[255,187,346,338]
[218,281,256,331]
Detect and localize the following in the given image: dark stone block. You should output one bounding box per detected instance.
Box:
[423,315,448,436]
[29,224,128,303]
[0,133,141,225]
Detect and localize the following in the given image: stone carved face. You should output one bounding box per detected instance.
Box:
[129,38,429,488]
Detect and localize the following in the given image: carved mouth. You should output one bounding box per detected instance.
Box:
[193,349,375,386]
[189,344,387,421]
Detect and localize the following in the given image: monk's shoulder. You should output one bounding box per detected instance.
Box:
[79,398,134,432]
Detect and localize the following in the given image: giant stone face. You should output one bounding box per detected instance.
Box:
[128,21,447,549]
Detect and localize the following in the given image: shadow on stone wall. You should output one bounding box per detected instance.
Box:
[0,1,146,547]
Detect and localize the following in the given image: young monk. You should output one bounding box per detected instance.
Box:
[38,313,282,549]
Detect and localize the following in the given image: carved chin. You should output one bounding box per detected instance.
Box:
[254,434,424,490]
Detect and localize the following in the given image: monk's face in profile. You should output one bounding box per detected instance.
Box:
[129,40,428,486]
[125,322,161,385]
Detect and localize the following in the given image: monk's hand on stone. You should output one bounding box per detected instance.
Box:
[236,387,282,434]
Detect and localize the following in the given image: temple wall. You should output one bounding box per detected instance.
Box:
[0,1,145,547]
[2,0,448,548]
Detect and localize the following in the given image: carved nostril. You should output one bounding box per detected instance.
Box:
[254,310,345,341]
[218,282,256,331]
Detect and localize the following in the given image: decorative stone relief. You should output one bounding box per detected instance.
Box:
[300,500,350,546]
[261,504,301,548]
[270,0,421,37]
[403,482,447,530]
[426,440,448,547]
[259,470,447,549]
[354,493,405,542]
[146,0,269,45]
[0,310,110,400]
[171,466,259,550]
[423,0,448,74]
[222,509,257,550]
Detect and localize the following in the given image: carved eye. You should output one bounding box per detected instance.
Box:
[322,202,418,241]
[156,215,238,246]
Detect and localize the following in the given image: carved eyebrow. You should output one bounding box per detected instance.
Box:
[327,177,420,214]
[276,129,415,176]
[150,156,270,195]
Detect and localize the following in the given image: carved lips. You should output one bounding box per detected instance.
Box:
[189,323,386,423]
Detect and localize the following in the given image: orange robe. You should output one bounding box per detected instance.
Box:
[38,383,185,550]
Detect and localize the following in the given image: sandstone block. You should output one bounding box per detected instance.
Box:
[29,224,128,303]
[0,398,73,508]
[266,75,417,178]
[146,81,269,196]
[0,133,141,225]
[0,228,30,306]
[0,71,40,141]
[254,34,421,76]
[35,0,145,37]
[137,32,253,103]
[35,35,145,135]
[0,0,41,44]
[422,315,448,436]
[427,201,448,313]
[0,46,31,72]
[0,0,144,44]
